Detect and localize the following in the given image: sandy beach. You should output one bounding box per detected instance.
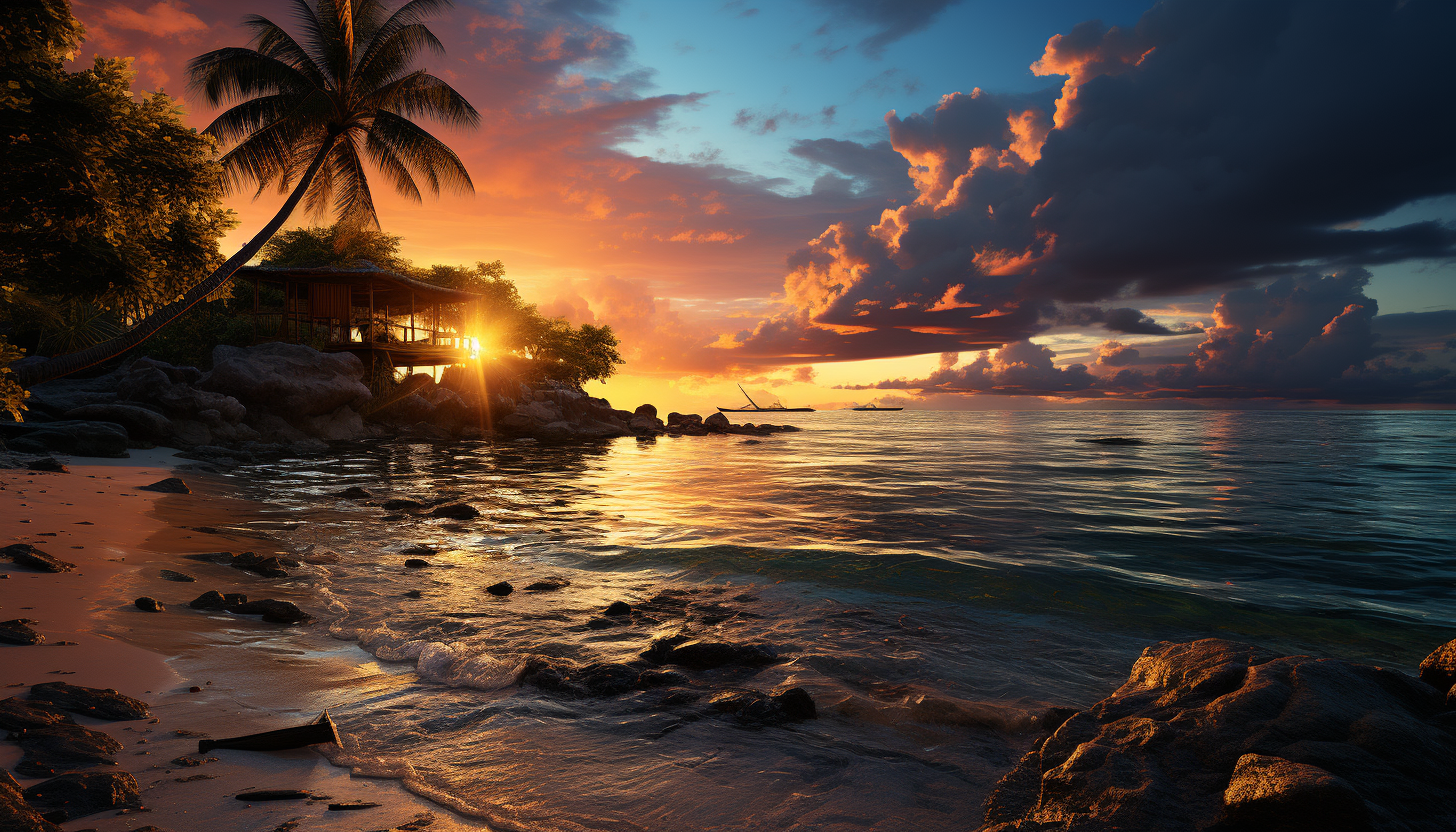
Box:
[2,449,490,832]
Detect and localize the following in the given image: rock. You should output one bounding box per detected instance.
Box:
[772,687,817,721]
[704,412,730,430]
[1,544,75,573]
[28,682,150,720]
[1,769,59,832]
[200,343,371,420]
[604,601,632,617]
[633,403,658,420]
[226,599,309,624]
[1223,753,1370,831]
[229,551,289,577]
[523,578,571,591]
[188,590,227,610]
[1,618,44,645]
[25,457,68,473]
[138,477,189,494]
[235,789,311,801]
[404,558,431,569]
[133,597,165,612]
[13,723,124,776]
[335,486,372,499]
[1078,436,1148,446]
[643,638,780,669]
[63,404,174,445]
[1419,639,1456,695]
[708,687,817,725]
[486,581,513,597]
[667,412,703,428]
[979,638,1456,832]
[382,498,427,511]
[159,569,195,582]
[22,771,140,818]
[0,698,73,732]
[328,801,382,810]
[0,420,129,458]
[431,503,480,520]
[637,669,688,688]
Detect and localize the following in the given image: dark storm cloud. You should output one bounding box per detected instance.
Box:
[727,0,1456,399]
[810,0,963,58]
[789,138,916,201]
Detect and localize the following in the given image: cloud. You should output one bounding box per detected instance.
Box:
[810,0,962,58]
[723,0,1456,396]
[98,0,207,39]
[850,270,1456,403]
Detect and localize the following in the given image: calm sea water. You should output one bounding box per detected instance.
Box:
[223,410,1456,831]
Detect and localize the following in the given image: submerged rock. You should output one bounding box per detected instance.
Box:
[133,597,164,612]
[335,486,372,499]
[1,544,75,573]
[431,503,480,520]
[1077,436,1148,446]
[523,577,571,591]
[980,638,1456,832]
[23,771,142,818]
[643,637,780,669]
[708,686,817,725]
[226,599,309,624]
[0,619,44,645]
[159,569,196,583]
[404,558,431,569]
[382,498,428,511]
[28,682,150,721]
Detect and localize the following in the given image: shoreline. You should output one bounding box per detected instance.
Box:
[1,449,490,831]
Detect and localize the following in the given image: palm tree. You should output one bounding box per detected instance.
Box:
[15,0,478,386]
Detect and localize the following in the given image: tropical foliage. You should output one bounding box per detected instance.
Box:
[14,0,477,386]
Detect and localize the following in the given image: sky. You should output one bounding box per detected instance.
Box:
[71,0,1456,411]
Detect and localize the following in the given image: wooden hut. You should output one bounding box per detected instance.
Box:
[235,264,483,373]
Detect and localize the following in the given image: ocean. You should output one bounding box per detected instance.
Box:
[213,410,1456,831]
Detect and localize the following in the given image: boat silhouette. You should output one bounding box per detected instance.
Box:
[718,384,815,413]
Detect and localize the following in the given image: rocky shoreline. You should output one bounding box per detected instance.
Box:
[1,344,799,466]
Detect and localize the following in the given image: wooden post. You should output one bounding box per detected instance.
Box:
[410,292,416,343]
[368,281,375,344]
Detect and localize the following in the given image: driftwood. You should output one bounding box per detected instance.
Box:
[197,711,338,753]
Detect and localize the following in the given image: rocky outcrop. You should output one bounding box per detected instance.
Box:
[0,420,129,457]
[980,638,1456,832]
[22,771,142,818]
[27,682,150,721]
[1,544,75,573]
[1,770,59,832]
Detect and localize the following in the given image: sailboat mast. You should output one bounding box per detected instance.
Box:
[738,384,762,410]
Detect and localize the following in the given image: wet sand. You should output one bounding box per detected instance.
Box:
[1,449,490,832]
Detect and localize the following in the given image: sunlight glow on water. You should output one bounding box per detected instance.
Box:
[225,410,1456,831]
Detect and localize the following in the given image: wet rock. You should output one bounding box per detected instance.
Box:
[382,498,427,511]
[637,669,688,688]
[1,770,59,832]
[159,569,195,583]
[1078,436,1148,446]
[704,412,730,431]
[0,698,72,731]
[1,544,76,573]
[708,688,817,725]
[523,577,571,591]
[170,755,217,767]
[979,638,1456,832]
[519,658,582,696]
[580,663,645,696]
[644,638,780,669]
[13,723,124,776]
[403,589,424,599]
[1,618,44,645]
[771,687,817,721]
[138,477,189,494]
[401,544,436,556]
[404,558,431,569]
[586,617,619,630]
[22,771,140,818]
[1419,638,1456,695]
[335,486,372,499]
[226,599,309,624]
[431,503,480,520]
[235,788,311,801]
[28,682,150,720]
[486,581,514,597]
[329,800,382,810]
[1223,753,1370,831]
[604,601,632,617]
[25,457,68,473]
[188,591,227,610]
[229,551,291,578]
[133,597,165,612]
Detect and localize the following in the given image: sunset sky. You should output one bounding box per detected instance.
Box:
[73,0,1456,412]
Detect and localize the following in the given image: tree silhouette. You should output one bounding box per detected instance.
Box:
[16,0,477,385]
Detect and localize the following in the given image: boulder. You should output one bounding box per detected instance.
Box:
[138,477,189,494]
[22,772,142,818]
[23,372,122,416]
[642,637,780,669]
[704,412,730,431]
[28,682,150,721]
[188,591,228,610]
[133,597,164,612]
[432,503,480,520]
[1419,639,1456,695]
[486,581,514,597]
[63,404,173,445]
[1,544,75,573]
[12,722,123,777]
[604,601,632,617]
[0,421,128,458]
[25,457,69,473]
[226,598,309,624]
[1,618,44,645]
[980,638,1456,832]
[708,687,817,725]
[0,698,73,732]
[200,343,370,419]
[1,770,58,832]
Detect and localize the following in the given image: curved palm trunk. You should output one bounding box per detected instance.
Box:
[14,137,338,388]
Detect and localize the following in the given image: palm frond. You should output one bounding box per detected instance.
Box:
[368,110,473,195]
[329,134,380,227]
[366,70,480,129]
[354,0,452,78]
[354,23,445,89]
[364,128,424,202]
[188,47,311,106]
[240,14,329,89]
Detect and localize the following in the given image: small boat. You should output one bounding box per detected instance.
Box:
[197,711,339,753]
[850,404,903,411]
[718,384,815,413]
